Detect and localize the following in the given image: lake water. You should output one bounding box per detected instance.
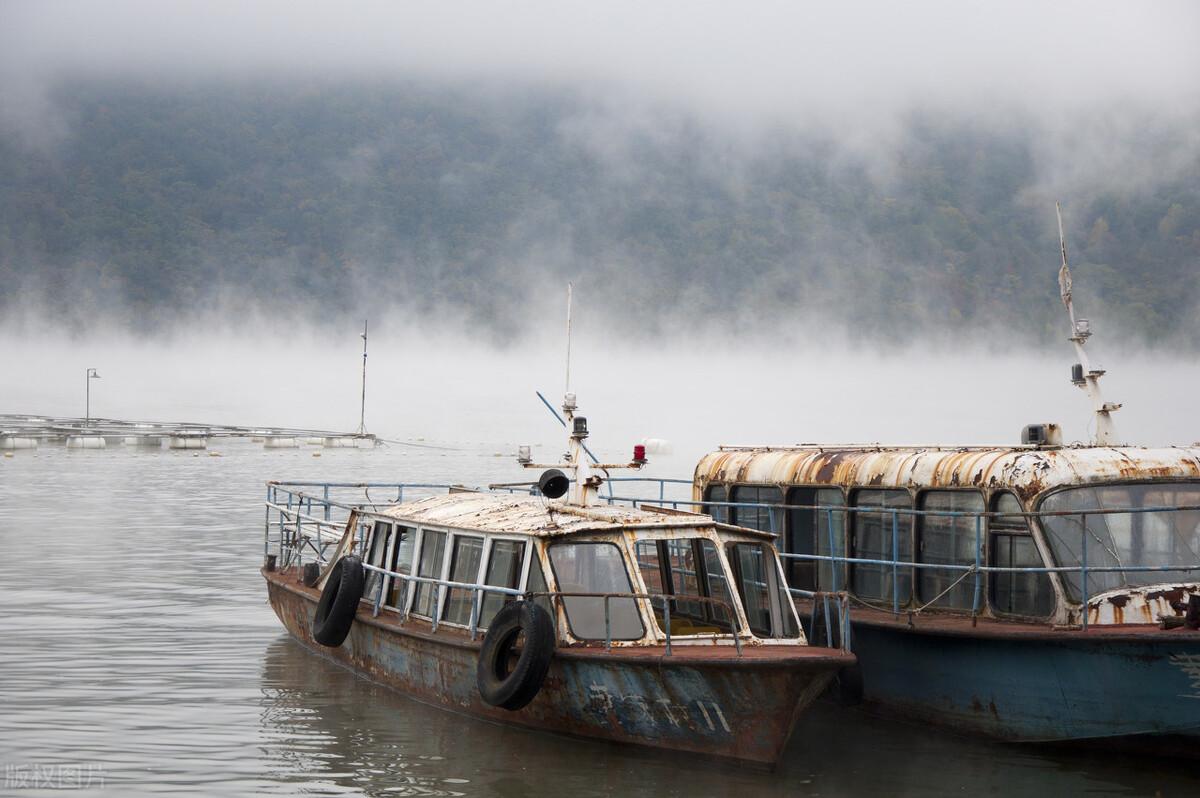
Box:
[1,442,1196,796]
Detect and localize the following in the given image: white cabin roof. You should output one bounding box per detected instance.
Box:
[375,492,765,539]
[694,445,1200,501]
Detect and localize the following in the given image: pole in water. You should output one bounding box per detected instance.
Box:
[358,319,368,436]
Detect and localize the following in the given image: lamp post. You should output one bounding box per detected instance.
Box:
[85,368,101,428]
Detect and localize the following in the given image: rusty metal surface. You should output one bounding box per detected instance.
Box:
[1087,583,1200,626]
[265,567,843,765]
[694,445,1200,502]
[375,492,773,539]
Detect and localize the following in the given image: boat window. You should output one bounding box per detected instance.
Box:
[412,530,447,618]
[479,539,526,627]
[363,522,392,601]
[727,542,799,638]
[1040,483,1200,599]
[989,493,1055,617]
[785,488,847,591]
[635,538,735,635]
[704,484,729,524]
[385,526,416,608]
[730,485,783,534]
[548,542,644,641]
[443,535,486,626]
[917,491,985,610]
[524,554,554,617]
[851,490,913,606]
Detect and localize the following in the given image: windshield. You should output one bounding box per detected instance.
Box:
[1039,483,1200,598]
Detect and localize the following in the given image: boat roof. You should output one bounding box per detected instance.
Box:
[375,491,772,540]
[694,445,1200,501]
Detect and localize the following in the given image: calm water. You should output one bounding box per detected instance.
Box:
[1,443,1195,796]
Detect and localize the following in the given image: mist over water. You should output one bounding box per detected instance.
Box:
[3,323,1199,466]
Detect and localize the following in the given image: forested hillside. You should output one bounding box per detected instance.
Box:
[2,80,1198,344]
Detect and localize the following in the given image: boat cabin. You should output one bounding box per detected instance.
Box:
[344,492,803,647]
[694,444,1200,627]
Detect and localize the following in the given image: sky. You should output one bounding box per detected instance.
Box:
[3,1,1199,140]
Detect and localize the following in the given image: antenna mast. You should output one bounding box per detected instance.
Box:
[357,319,368,436]
[564,282,573,396]
[1057,202,1120,445]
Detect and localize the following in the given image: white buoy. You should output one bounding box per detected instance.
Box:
[67,435,107,449]
[1,437,38,450]
[323,436,356,448]
[265,437,299,449]
[169,434,208,450]
[355,435,376,450]
[305,437,324,446]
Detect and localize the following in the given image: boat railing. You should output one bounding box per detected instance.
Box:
[601,481,1200,631]
[526,591,746,655]
[359,561,750,655]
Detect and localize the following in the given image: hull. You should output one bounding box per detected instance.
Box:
[843,612,1200,744]
[265,568,850,765]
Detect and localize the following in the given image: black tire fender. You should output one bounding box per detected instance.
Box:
[476,601,555,711]
[312,555,365,647]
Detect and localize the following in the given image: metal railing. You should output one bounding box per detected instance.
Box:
[606,484,1200,631]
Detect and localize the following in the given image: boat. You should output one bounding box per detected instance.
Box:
[261,395,855,766]
[692,442,1200,745]
[682,207,1200,749]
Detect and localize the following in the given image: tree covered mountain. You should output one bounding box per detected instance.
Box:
[2,80,1198,344]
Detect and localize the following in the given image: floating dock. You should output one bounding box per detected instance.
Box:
[0,414,378,450]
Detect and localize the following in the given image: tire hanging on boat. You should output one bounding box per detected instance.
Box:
[312,555,365,647]
[476,600,555,710]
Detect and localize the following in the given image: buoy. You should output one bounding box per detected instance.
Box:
[265,437,299,449]
[0,437,38,450]
[66,435,107,449]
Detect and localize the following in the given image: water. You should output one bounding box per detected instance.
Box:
[1,443,1195,796]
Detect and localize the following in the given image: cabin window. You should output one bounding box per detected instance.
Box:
[363,522,393,602]
[989,493,1055,617]
[728,542,800,638]
[443,535,486,626]
[412,530,447,617]
[785,488,847,591]
[851,490,913,605]
[1040,483,1200,599]
[704,485,729,523]
[918,491,985,610]
[479,539,527,627]
[730,485,783,534]
[635,538,735,635]
[548,542,644,640]
[385,526,416,608]
[524,554,554,617]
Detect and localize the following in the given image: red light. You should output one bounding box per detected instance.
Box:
[633,444,647,462]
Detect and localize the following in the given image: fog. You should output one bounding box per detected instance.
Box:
[4,1,1199,191]
[2,1,1197,452]
[3,319,1198,470]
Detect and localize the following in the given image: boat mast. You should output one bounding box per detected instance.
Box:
[1057,202,1121,445]
[357,319,368,436]
[518,284,646,506]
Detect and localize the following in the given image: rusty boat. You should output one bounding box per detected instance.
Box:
[692,442,1200,746]
[261,397,854,766]
[678,211,1200,749]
